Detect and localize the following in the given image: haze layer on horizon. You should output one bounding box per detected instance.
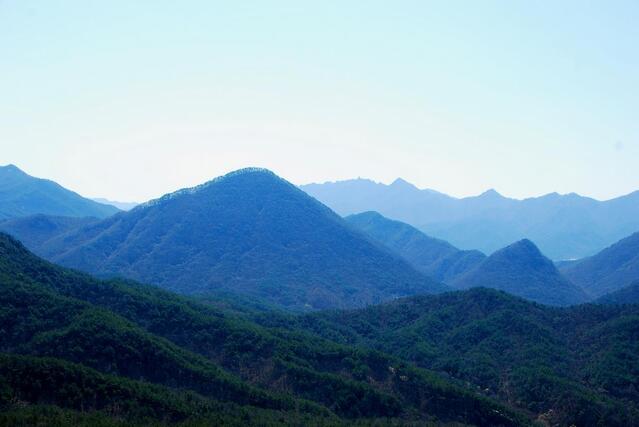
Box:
[1,1,638,202]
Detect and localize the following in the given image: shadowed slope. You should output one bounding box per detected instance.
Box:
[562,232,639,297]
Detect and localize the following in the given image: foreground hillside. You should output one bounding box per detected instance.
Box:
[302,178,639,260]
[34,168,446,310]
[258,288,639,426]
[0,164,119,219]
[0,233,524,426]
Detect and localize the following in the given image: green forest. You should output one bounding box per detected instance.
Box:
[0,234,527,426]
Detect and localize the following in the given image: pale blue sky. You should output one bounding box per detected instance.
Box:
[1,1,638,202]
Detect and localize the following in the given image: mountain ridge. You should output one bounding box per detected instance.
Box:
[301,178,639,259]
[345,211,486,282]
[562,231,639,297]
[0,164,119,219]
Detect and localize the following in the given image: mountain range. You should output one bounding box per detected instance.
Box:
[0,164,119,219]
[3,167,639,308]
[302,178,639,260]
[2,165,639,426]
[26,168,446,310]
[346,211,589,306]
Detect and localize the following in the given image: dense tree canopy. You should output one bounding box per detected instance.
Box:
[256,288,639,426]
[0,233,525,426]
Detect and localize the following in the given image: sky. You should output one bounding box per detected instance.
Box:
[1,1,638,202]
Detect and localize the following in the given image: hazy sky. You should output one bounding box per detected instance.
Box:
[1,1,638,202]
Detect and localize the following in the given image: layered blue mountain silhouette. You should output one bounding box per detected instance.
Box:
[302,178,639,260]
[346,211,485,282]
[346,211,588,305]
[2,166,639,426]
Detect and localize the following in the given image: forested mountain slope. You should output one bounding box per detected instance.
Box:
[595,281,639,305]
[35,168,446,310]
[257,288,639,426]
[0,233,523,426]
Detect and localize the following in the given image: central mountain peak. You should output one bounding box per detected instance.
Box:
[139,167,284,209]
[41,168,446,310]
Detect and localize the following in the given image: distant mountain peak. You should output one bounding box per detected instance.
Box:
[490,239,549,266]
[478,188,503,198]
[354,210,385,220]
[503,238,540,253]
[390,177,418,189]
[453,238,589,306]
[0,164,30,179]
[1,163,25,173]
[0,165,119,219]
